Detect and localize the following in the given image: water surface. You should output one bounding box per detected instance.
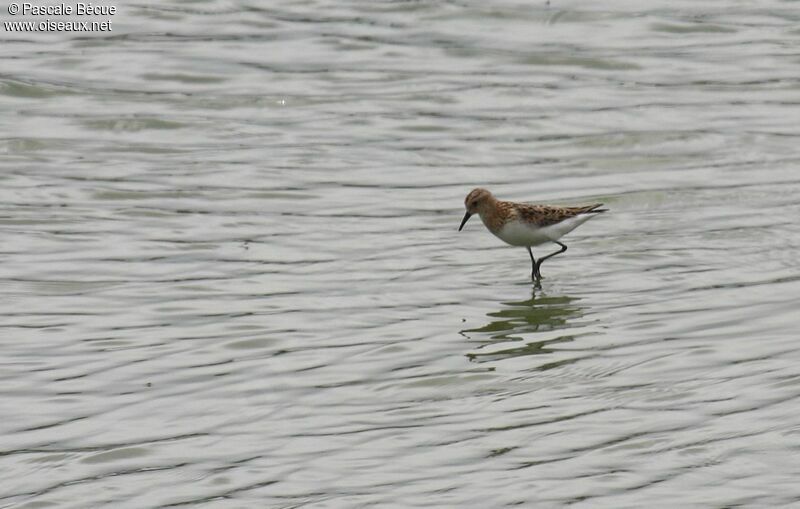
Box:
[2,0,800,507]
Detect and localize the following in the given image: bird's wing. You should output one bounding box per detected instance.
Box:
[514,203,607,228]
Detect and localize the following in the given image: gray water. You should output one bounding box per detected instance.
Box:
[2,1,800,507]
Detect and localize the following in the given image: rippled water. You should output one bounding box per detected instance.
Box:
[3,0,800,507]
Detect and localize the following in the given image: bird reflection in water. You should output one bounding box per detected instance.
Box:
[462,290,584,365]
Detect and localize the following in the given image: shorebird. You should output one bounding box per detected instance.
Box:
[458,188,607,281]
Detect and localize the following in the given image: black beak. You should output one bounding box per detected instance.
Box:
[458,211,472,231]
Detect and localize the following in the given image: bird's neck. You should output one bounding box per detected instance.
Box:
[479,199,511,233]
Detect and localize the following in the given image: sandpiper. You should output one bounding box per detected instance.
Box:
[458,188,607,281]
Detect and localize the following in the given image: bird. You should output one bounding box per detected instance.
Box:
[458,188,607,281]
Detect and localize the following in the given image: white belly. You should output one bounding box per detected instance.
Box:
[491,215,596,247]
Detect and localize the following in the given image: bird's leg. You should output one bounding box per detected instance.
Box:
[534,241,567,278]
[527,247,538,282]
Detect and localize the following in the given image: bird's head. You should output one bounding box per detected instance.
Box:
[459,188,493,231]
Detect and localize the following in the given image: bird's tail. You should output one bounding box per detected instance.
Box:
[581,203,608,214]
